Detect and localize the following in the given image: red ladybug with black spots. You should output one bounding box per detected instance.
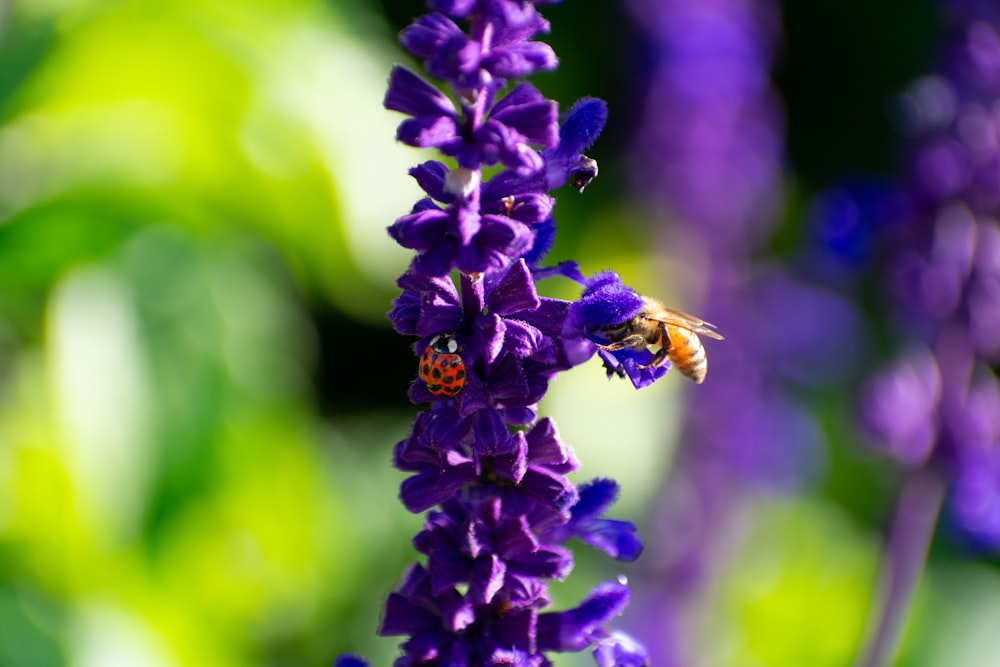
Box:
[419,334,467,397]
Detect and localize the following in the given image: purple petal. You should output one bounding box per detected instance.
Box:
[409,160,453,202]
[450,202,483,245]
[384,66,456,117]
[492,431,529,483]
[559,97,609,155]
[503,319,544,358]
[565,271,643,336]
[485,354,531,402]
[507,545,573,580]
[494,638,542,667]
[537,580,631,652]
[424,406,475,450]
[427,549,471,595]
[389,204,450,251]
[489,259,542,314]
[491,83,559,147]
[495,515,539,557]
[514,297,570,337]
[416,238,462,278]
[439,589,476,632]
[400,13,473,64]
[525,417,579,471]
[400,463,476,513]
[489,3,551,45]
[470,554,507,604]
[482,168,548,203]
[598,348,668,389]
[379,592,441,636]
[397,115,462,149]
[500,406,537,426]
[576,518,644,562]
[428,0,477,17]
[473,313,506,364]
[478,215,536,259]
[457,373,490,415]
[485,42,559,78]
[573,479,618,517]
[472,408,516,454]
[519,467,577,508]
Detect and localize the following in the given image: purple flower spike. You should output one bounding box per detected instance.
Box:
[351,1,655,664]
[854,1,1000,551]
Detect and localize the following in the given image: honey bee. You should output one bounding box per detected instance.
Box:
[596,296,724,384]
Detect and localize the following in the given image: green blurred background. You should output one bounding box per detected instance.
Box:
[0,1,997,666]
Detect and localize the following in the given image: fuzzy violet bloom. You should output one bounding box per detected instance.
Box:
[847,4,1000,666]
[335,2,680,666]
[859,0,1000,548]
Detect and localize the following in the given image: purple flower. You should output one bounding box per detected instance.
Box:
[392,260,599,453]
[537,580,631,652]
[952,447,1000,549]
[859,6,1000,547]
[860,346,942,467]
[389,189,537,278]
[548,479,644,561]
[564,271,670,389]
[341,2,651,665]
[404,5,558,90]
[385,68,558,174]
[618,0,804,664]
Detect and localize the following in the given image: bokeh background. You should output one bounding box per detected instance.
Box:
[1,0,998,666]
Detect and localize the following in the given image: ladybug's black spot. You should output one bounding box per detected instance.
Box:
[442,375,454,385]
[421,364,431,376]
[432,368,442,379]
[455,369,466,380]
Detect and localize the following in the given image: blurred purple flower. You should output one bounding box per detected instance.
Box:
[860,6,1000,549]
[861,346,942,466]
[619,0,847,664]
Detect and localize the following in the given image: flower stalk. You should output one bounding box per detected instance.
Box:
[855,473,944,667]
[337,2,693,664]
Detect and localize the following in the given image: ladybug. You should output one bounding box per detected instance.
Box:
[419,334,467,397]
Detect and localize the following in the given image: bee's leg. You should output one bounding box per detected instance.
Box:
[639,347,669,369]
[595,334,647,352]
[638,324,671,369]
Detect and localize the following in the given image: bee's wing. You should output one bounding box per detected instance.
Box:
[658,307,725,340]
